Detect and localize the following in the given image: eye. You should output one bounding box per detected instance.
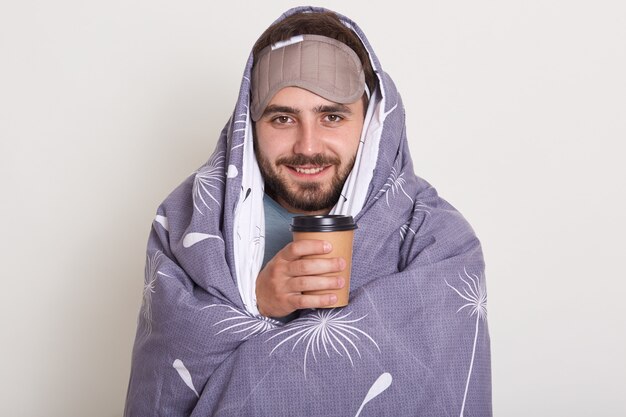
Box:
[272,115,293,124]
[324,114,344,123]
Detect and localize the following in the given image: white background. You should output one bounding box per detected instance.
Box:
[1,1,625,416]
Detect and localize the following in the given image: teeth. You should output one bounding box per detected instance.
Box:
[295,167,324,175]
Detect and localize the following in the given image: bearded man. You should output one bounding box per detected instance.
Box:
[125,7,492,417]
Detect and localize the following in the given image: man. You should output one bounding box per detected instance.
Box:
[125,7,491,417]
[251,14,376,319]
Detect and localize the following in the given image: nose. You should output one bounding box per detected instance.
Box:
[292,120,323,156]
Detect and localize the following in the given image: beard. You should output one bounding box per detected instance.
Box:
[254,145,356,213]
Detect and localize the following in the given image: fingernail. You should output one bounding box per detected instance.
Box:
[324,241,332,253]
[338,258,346,270]
[337,277,345,288]
[329,295,337,304]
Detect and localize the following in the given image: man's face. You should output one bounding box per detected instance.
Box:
[254,87,365,214]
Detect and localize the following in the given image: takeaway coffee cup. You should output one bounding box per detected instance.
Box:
[290,215,357,307]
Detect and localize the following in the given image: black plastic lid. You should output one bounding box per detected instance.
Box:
[290,215,357,232]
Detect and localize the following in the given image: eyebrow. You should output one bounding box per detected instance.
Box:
[262,105,300,116]
[262,103,353,118]
[314,104,353,115]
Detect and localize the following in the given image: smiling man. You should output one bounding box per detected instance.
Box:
[254,86,363,214]
[249,27,375,319]
[125,7,491,417]
[253,85,363,317]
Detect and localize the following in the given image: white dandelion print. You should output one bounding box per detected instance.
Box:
[227,164,238,178]
[446,267,487,417]
[172,359,199,398]
[182,232,224,248]
[204,304,280,340]
[229,108,249,149]
[375,164,413,207]
[192,151,225,214]
[266,309,380,377]
[382,102,398,120]
[413,200,431,216]
[140,251,172,339]
[154,214,169,231]
[400,223,411,241]
[355,372,393,417]
[399,201,431,241]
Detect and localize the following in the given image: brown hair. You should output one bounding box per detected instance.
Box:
[252,11,377,95]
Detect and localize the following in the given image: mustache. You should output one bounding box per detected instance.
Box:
[276,154,340,167]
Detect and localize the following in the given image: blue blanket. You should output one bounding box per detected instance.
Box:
[125,6,491,416]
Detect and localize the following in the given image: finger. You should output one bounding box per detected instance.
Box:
[287,275,345,293]
[287,293,338,310]
[287,257,346,277]
[281,239,332,261]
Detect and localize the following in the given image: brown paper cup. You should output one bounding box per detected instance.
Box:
[291,215,357,308]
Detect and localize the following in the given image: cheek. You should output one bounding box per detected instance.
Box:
[336,127,363,160]
[256,130,296,158]
[255,137,289,164]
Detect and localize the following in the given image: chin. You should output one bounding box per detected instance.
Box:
[286,187,339,211]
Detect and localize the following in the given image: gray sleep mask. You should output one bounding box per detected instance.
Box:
[250,34,366,121]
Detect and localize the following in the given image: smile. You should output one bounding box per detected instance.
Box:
[295,166,325,174]
[286,165,332,177]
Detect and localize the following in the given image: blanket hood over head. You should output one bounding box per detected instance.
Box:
[125,6,492,417]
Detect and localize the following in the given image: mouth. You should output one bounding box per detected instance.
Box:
[285,165,332,178]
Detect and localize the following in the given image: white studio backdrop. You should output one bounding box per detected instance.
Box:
[1,1,624,416]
